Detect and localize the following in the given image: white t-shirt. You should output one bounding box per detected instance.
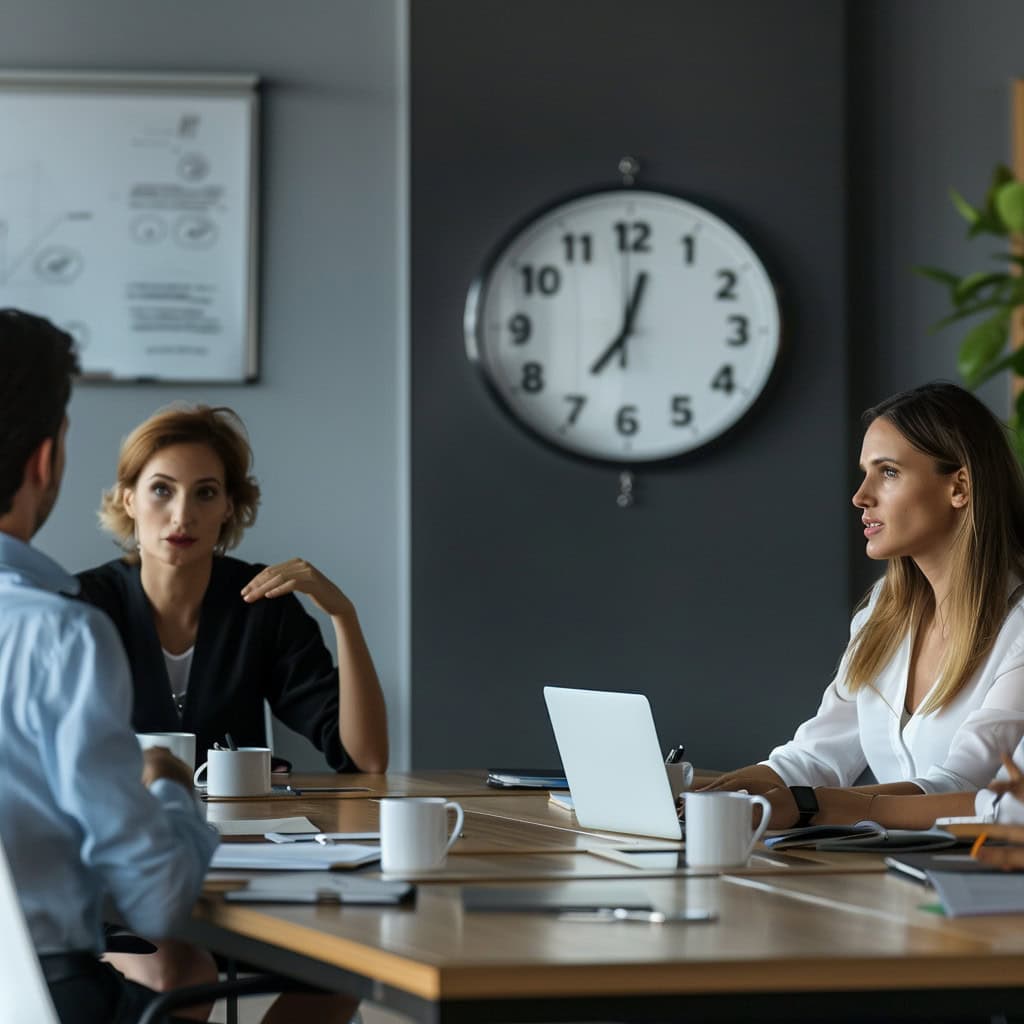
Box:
[163,646,195,714]
[764,579,1024,795]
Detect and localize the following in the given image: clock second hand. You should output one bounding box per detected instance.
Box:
[589,271,649,375]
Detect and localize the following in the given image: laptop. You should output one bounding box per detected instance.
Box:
[543,686,682,840]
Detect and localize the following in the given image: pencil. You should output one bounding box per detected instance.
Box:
[970,831,990,858]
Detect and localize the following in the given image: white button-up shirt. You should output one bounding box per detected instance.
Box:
[765,579,1024,794]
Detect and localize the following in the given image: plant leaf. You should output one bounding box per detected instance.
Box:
[914,264,961,288]
[954,270,1010,304]
[950,187,981,226]
[958,310,1010,387]
[970,343,1024,387]
[996,182,1024,233]
[931,297,1013,331]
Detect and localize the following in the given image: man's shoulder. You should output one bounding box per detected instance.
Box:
[2,582,122,656]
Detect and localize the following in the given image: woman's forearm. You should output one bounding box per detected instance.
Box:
[813,787,977,828]
[332,610,389,773]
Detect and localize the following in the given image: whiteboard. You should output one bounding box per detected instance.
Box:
[0,72,259,381]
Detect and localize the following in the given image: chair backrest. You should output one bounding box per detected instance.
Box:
[0,834,60,1023]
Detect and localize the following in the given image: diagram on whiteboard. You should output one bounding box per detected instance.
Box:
[0,79,257,381]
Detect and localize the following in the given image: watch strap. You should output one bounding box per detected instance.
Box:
[788,785,818,827]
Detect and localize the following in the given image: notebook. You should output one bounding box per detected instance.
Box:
[543,686,681,840]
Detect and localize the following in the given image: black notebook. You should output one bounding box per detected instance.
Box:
[764,820,958,853]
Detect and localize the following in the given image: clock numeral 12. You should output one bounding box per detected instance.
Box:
[613,221,651,253]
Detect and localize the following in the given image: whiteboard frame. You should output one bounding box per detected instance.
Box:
[0,70,260,383]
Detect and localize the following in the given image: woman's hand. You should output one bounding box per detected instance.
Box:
[242,559,355,620]
[242,557,389,773]
[697,764,787,795]
[986,752,1024,800]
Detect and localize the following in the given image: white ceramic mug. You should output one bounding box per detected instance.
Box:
[136,731,197,769]
[193,747,271,797]
[665,761,695,800]
[684,790,772,867]
[379,797,464,873]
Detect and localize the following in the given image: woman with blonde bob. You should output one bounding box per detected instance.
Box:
[705,382,1024,830]
[77,404,387,1022]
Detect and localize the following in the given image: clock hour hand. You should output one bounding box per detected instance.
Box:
[590,271,649,375]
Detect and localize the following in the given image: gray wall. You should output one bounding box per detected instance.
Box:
[410,0,853,770]
[7,0,1024,774]
[0,0,409,771]
[848,0,1024,595]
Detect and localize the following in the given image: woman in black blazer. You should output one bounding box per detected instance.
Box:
[79,403,386,1023]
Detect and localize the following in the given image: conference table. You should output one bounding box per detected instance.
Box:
[187,770,1024,1024]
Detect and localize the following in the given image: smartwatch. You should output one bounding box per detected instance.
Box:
[789,786,819,827]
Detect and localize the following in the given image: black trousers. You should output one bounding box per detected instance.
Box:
[40,952,158,1024]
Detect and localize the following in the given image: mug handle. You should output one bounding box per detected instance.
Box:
[747,794,773,855]
[193,762,208,790]
[443,801,464,853]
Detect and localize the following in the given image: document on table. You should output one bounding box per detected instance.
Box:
[930,871,1024,917]
[211,816,317,837]
[210,841,380,871]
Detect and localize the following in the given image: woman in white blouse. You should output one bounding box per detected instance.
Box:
[705,382,1024,829]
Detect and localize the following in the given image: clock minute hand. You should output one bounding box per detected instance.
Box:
[590,271,649,375]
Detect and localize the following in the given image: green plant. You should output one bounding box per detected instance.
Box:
[917,163,1024,460]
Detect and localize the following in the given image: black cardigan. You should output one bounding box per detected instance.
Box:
[75,556,352,771]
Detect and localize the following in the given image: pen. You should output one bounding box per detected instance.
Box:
[665,746,685,765]
[970,831,990,859]
[557,907,716,924]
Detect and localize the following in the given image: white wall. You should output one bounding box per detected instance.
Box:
[2,0,409,770]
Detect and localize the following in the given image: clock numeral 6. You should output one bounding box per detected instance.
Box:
[508,313,532,345]
[521,265,561,296]
[671,395,693,427]
[616,405,639,436]
[521,362,544,393]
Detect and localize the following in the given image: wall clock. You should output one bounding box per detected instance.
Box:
[464,173,782,464]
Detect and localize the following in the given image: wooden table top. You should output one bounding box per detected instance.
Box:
[190,770,1024,1012]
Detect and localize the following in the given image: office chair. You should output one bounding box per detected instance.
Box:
[0,833,61,1023]
[0,833,312,1024]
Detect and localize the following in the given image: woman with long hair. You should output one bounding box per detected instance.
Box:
[705,382,1024,829]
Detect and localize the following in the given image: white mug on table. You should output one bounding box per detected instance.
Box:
[684,790,771,867]
[136,731,196,769]
[379,797,464,873]
[193,746,271,797]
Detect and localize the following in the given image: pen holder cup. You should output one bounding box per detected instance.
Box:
[665,761,694,800]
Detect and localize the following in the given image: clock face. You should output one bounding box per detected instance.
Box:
[465,189,782,463]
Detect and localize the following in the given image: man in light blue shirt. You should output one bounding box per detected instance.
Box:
[0,309,218,1023]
